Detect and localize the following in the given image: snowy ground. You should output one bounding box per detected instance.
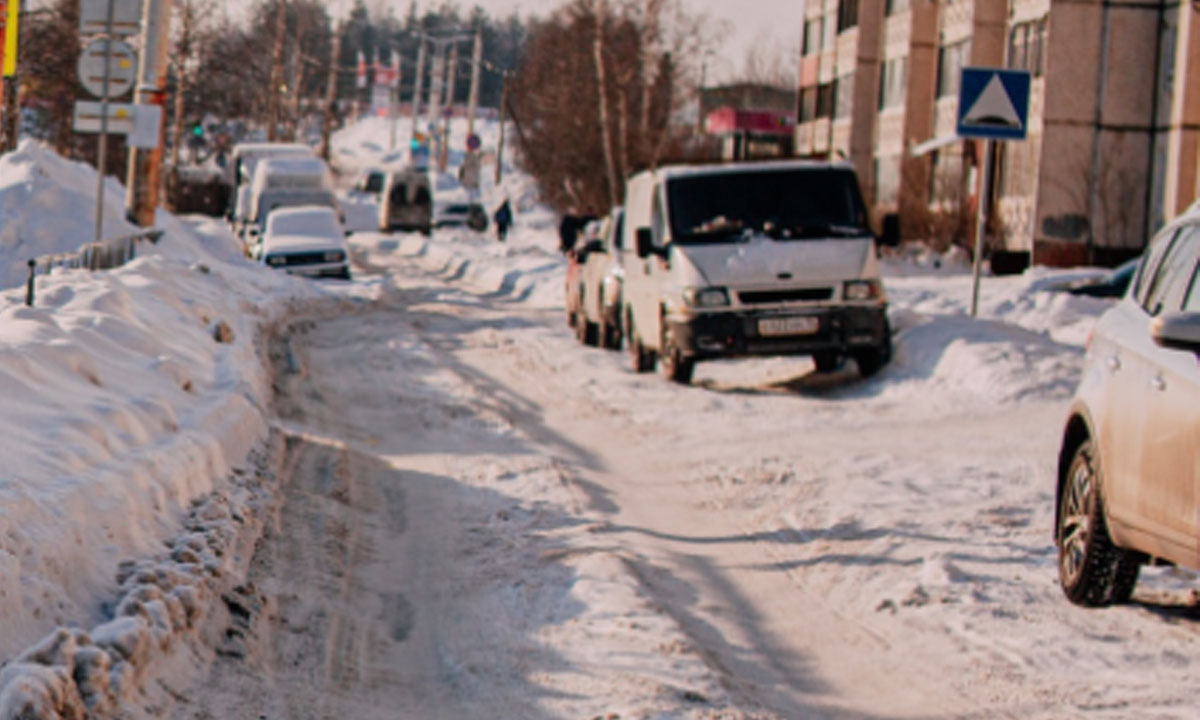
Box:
[0,120,1197,718]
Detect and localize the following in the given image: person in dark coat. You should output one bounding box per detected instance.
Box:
[493,199,513,241]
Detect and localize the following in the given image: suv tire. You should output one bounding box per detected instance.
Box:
[1057,440,1141,606]
[659,325,695,385]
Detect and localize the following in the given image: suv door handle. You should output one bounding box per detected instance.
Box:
[1151,375,1166,392]
[1106,355,1122,372]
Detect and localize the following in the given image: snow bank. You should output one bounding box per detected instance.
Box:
[0,141,336,714]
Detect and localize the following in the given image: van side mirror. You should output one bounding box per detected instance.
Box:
[1151,312,1200,353]
[880,213,901,248]
[635,227,654,258]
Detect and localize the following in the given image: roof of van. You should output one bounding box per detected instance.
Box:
[639,159,857,182]
[232,142,313,157]
[257,156,328,175]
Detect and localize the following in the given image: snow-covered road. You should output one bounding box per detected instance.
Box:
[147,229,1200,719]
[2,119,1199,718]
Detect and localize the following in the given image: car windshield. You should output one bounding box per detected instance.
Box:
[267,209,341,239]
[666,168,871,243]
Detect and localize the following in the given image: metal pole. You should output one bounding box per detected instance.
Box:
[410,36,425,140]
[441,41,457,171]
[970,138,993,318]
[495,72,506,185]
[93,0,116,246]
[388,49,402,151]
[467,28,481,137]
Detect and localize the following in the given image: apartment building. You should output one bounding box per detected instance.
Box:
[796,0,1200,267]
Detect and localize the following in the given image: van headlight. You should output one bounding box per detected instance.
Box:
[324,250,345,262]
[844,279,884,301]
[683,287,731,308]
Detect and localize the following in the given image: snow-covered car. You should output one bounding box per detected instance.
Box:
[576,208,624,349]
[435,196,488,231]
[1063,258,1139,298]
[1056,213,1200,606]
[257,205,351,280]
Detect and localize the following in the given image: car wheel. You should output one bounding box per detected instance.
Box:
[1057,440,1141,606]
[577,317,599,346]
[599,318,621,350]
[659,324,695,385]
[627,313,654,373]
[852,346,889,377]
[813,351,842,373]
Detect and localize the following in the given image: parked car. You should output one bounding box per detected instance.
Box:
[257,205,351,280]
[576,208,625,349]
[379,168,433,234]
[565,219,603,334]
[1055,213,1200,606]
[620,160,893,384]
[1063,258,1140,298]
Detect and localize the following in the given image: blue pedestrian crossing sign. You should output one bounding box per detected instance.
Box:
[957,67,1031,141]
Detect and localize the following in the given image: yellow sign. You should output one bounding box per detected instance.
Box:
[3,0,16,77]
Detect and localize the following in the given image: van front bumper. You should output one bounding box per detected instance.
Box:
[666,305,889,359]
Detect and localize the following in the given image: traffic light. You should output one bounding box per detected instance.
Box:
[191,122,204,138]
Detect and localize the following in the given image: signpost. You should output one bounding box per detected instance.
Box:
[77,38,137,98]
[957,67,1031,316]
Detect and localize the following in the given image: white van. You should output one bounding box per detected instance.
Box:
[620,160,893,384]
[244,157,339,243]
[227,142,314,223]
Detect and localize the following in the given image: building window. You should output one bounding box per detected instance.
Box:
[816,82,835,119]
[1008,17,1048,77]
[803,18,822,55]
[834,73,855,119]
[838,0,859,32]
[936,40,970,98]
[874,155,901,206]
[800,87,818,122]
[879,56,907,109]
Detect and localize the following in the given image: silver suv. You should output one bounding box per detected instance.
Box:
[1056,210,1200,606]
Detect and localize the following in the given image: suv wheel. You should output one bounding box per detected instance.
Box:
[1057,440,1141,606]
[627,313,654,373]
[853,321,893,378]
[659,325,695,385]
[813,351,842,373]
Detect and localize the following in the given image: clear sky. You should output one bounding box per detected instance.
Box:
[337,0,805,83]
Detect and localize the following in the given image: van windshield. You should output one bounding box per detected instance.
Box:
[666,168,871,243]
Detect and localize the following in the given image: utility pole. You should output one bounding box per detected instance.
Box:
[124,0,172,227]
[466,27,481,137]
[169,0,194,172]
[1,0,21,152]
[95,0,117,243]
[388,49,401,150]
[409,35,425,141]
[441,40,458,171]
[495,72,506,185]
[265,0,286,141]
[319,22,342,161]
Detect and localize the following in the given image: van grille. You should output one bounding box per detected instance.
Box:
[738,287,833,304]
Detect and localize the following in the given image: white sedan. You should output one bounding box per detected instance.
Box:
[257,205,351,280]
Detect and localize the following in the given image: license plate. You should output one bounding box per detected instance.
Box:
[758,316,819,336]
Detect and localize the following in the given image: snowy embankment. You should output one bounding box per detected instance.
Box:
[0,142,338,716]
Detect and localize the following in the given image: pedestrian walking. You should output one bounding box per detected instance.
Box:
[493,198,513,241]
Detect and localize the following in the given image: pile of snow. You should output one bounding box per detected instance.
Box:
[0,141,244,290]
[0,140,339,715]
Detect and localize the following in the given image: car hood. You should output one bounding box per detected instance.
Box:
[261,234,345,256]
[676,235,874,286]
